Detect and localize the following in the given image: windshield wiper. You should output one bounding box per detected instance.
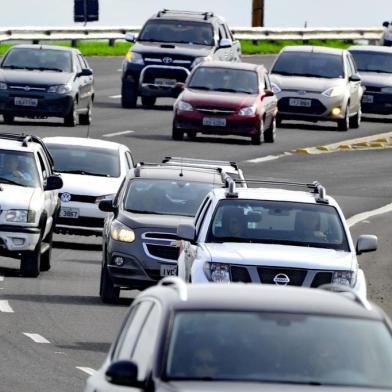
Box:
[215,236,252,243]
[126,209,167,215]
[214,88,239,93]
[189,85,212,90]
[0,177,25,187]
[59,170,109,177]
[35,67,63,72]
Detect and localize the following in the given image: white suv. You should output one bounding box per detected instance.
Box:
[177,178,377,298]
[0,133,63,277]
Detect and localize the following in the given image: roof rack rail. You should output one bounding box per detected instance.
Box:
[319,284,372,310]
[157,9,214,20]
[162,157,239,171]
[158,277,188,301]
[0,132,54,167]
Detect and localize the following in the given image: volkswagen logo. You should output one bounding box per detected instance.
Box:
[273,273,290,286]
[24,86,31,92]
[162,57,173,64]
[297,90,307,95]
[60,192,71,203]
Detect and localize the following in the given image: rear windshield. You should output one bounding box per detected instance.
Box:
[271,51,344,79]
[350,51,392,74]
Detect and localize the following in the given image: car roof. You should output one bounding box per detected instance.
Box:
[348,45,392,54]
[8,44,80,54]
[198,61,262,72]
[148,10,221,23]
[43,136,125,151]
[0,137,42,153]
[141,284,383,320]
[280,45,345,56]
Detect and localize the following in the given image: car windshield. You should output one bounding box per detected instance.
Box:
[46,144,120,178]
[350,51,392,74]
[271,51,344,79]
[138,19,214,46]
[1,48,72,72]
[0,150,40,188]
[124,179,214,217]
[165,311,392,389]
[206,199,349,251]
[189,67,259,94]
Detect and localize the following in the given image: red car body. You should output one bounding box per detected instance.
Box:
[172,61,278,144]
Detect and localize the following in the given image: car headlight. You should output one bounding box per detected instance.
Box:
[177,100,193,112]
[126,51,144,65]
[381,86,392,93]
[47,84,72,94]
[6,209,36,223]
[203,262,231,283]
[110,220,135,243]
[322,86,346,97]
[239,105,257,116]
[271,82,281,94]
[0,82,7,90]
[95,193,116,206]
[332,271,355,287]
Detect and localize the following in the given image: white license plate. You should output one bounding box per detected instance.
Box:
[160,265,177,277]
[14,97,38,107]
[362,95,374,103]
[155,78,176,87]
[202,117,227,127]
[289,98,312,107]
[60,207,79,219]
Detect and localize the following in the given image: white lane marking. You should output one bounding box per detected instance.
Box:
[103,130,135,138]
[348,202,392,228]
[76,367,97,376]
[23,333,50,344]
[0,300,14,313]
[109,94,121,99]
[246,152,292,164]
[0,275,4,281]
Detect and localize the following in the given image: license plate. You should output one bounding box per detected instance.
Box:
[362,95,374,103]
[289,98,312,107]
[202,117,227,127]
[60,207,79,219]
[160,265,177,277]
[14,97,38,107]
[155,78,176,87]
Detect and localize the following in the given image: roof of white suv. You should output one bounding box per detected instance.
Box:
[43,136,125,150]
[281,45,345,56]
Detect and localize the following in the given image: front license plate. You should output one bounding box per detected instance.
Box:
[160,265,177,277]
[362,95,374,103]
[289,98,312,107]
[60,207,79,219]
[202,117,227,127]
[14,97,38,107]
[155,78,176,87]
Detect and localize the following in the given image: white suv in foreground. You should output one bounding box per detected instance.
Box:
[177,179,377,298]
[0,133,63,277]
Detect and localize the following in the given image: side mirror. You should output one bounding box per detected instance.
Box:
[99,199,116,213]
[105,360,142,388]
[383,21,390,28]
[219,38,232,49]
[78,68,93,77]
[356,235,378,255]
[261,89,274,100]
[177,223,196,242]
[125,32,136,43]
[349,74,361,83]
[175,82,185,91]
[45,175,63,191]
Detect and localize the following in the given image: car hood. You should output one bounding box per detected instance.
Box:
[0,184,38,209]
[120,211,193,230]
[203,243,354,270]
[181,89,257,110]
[0,69,73,86]
[270,74,345,92]
[59,173,122,196]
[359,71,392,87]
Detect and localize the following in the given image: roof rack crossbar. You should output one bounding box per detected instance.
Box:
[157,9,214,19]
[158,277,188,301]
[319,284,372,310]
[163,157,238,170]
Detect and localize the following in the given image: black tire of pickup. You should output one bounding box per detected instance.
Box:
[40,229,53,272]
[20,243,41,278]
[121,81,138,108]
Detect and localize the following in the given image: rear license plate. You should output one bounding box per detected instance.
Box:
[155,78,176,87]
[289,98,312,107]
[14,97,38,107]
[202,117,227,127]
[60,207,79,219]
[160,265,177,277]
[362,95,374,103]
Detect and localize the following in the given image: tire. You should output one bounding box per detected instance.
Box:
[251,121,263,145]
[3,114,14,124]
[99,263,120,304]
[337,109,349,132]
[172,124,184,141]
[276,115,283,127]
[40,230,53,272]
[349,108,361,129]
[64,100,78,127]
[79,103,92,125]
[20,245,41,278]
[264,118,276,143]
[187,131,196,139]
[141,96,156,107]
[121,81,137,108]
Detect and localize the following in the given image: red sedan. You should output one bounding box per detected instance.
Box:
[172,61,278,145]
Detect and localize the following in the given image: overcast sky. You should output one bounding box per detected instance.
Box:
[0,0,390,28]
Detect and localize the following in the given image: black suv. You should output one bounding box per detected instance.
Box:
[121,9,241,108]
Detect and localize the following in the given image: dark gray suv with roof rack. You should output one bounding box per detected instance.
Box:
[121,9,241,108]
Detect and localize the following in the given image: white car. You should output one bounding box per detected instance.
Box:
[44,137,134,236]
[177,179,378,298]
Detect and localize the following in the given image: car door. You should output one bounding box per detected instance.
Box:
[75,54,92,110]
[261,72,276,129]
[346,55,361,114]
[215,23,230,61]
[224,23,241,61]
[348,54,362,112]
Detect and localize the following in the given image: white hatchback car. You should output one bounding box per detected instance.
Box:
[44,137,134,236]
[177,179,377,298]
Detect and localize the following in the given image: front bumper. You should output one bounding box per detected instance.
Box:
[0,225,41,255]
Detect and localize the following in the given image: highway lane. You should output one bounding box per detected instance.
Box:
[0,55,391,391]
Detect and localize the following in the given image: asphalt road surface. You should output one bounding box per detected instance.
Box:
[0,55,391,392]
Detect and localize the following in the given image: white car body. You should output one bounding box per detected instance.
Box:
[44,137,134,235]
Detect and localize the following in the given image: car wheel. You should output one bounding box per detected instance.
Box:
[349,108,361,129]
[276,114,283,127]
[20,245,41,278]
[264,118,276,143]
[141,96,156,107]
[172,124,184,141]
[64,100,78,127]
[121,81,137,108]
[79,103,92,125]
[337,109,349,132]
[40,228,54,272]
[100,263,120,304]
[251,121,262,145]
[3,114,14,124]
[187,131,197,139]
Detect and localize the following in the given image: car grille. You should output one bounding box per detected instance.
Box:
[8,84,48,92]
[230,266,252,282]
[146,244,179,260]
[196,107,236,114]
[143,54,193,69]
[278,98,327,115]
[143,66,189,84]
[56,216,104,228]
[258,267,307,286]
[142,232,179,262]
[59,193,97,204]
[364,86,382,93]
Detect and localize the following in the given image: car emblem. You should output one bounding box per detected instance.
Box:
[273,273,290,286]
[297,90,307,95]
[60,192,71,203]
[24,86,31,92]
[162,57,173,64]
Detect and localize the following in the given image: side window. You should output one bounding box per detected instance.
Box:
[194,197,210,228]
[113,177,127,207]
[224,24,234,41]
[125,151,134,169]
[37,152,49,182]
[346,56,354,78]
[349,55,357,74]
[75,55,82,73]
[218,24,227,41]
[264,74,271,90]
[131,303,161,381]
[77,54,87,69]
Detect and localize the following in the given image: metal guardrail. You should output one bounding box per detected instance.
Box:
[0,26,384,44]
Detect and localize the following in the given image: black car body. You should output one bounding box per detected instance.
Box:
[0,45,94,126]
[121,9,241,108]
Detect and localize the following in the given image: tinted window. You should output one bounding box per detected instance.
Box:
[350,51,392,74]
[189,67,258,94]
[2,48,72,72]
[139,20,214,46]
[271,51,344,79]
[165,311,392,389]
[46,144,120,178]
[207,199,349,251]
[124,179,213,217]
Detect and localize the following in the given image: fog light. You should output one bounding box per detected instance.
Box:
[113,257,124,266]
[331,107,341,116]
[12,238,25,246]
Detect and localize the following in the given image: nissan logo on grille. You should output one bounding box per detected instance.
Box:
[273,273,290,285]
[162,57,173,64]
[60,192,72,203]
